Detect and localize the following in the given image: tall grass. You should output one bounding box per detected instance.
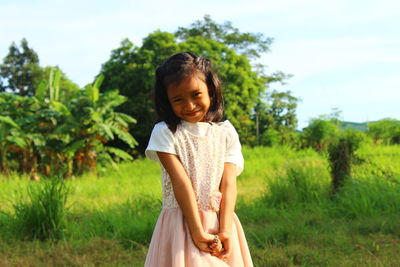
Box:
[0,145,400,266]
[67,195,161,247]
[332,177,400,218]
[10,178,69,241]
[353,144,400,182]
[264,158,331,207]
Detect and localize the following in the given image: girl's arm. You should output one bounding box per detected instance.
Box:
[218,162,238,259]
[157,152,215,252]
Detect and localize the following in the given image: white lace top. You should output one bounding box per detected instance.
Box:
[145,120,244,211]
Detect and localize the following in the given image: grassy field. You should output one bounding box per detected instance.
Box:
[1,145,400,266]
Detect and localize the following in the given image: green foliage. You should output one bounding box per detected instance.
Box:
[328,130,365,193]
[0,38,43,96]
[1,146,400,265]
[99,16,288,148]
[353,144,400,182]
[367,118,400,144]
[339,121,368,132]
[254,90,299,146]
[0,69,137,177]
[301,119,339,151]
[175,14,273,59]
[10,178,69,241]
[0,39,79,98]
[37,66,80,101]
[264,158,330,207]
[79,196,161,246]
[99,34,176,152]
[179,36,268,144]
[332,177,400,218]
[0,114,23,174]
[260,128,281,146]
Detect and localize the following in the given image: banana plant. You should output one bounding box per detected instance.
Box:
[0,68,138,177]
[0,115,25,175]
[36,67,61,101]
[70,75,137,174]
[32,67,81,177]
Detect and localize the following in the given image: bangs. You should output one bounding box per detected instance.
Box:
[163,70,205,90]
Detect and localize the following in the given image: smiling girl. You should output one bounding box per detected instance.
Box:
[144,52,253,267]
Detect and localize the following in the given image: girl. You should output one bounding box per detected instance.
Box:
[144,52,253,267]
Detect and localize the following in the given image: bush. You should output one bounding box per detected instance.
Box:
[367,118,400,145]
[301,119,339,152]
[260,128,281,147]
[328,129,364,193]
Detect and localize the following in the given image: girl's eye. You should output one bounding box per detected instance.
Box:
[194,92,202,97]
[173,98,182,103]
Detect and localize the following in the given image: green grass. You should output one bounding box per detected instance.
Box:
[1,145,400,266]
[10,178,69,241]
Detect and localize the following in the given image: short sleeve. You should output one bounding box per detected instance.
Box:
[145,122,177,162]
[222,120,244,176]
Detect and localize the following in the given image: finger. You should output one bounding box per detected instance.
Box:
[223,240,230,253]
[211,246,221,253]
[209,243,221,251]
[203,233,218,243]
[209,243,217,248]
[198,244,213,253]
[220,242,230,258]
[211,243,222,250]
[211,251,220,257]
[220,250,230,260]
[212,247,223,257]
[200,247,213,253]
[210,246,221,253]
[222,248,230,258]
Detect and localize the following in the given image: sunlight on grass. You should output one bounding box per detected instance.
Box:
[1,145,400,266]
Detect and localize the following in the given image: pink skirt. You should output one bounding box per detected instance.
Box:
[144,208,253,267]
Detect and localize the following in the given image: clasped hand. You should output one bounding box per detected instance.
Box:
[193,231,231,262]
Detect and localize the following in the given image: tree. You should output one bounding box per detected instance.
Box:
[175,14,273,59]
[99,34,178,153]
[99,16,287,149]
[99,32,268,147]
[0,38,43,96]
[0,69,137,178]
[40,66,80,99]
[178,36,267,144]
[253,90,299,146]
[301,119,339,152]
[0,114,24,175]
[367,118,400,144]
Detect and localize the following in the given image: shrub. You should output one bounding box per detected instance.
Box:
[328,130,364,194]
[260,128,281,147]
[367,118,400,145]
[301,119,339,152]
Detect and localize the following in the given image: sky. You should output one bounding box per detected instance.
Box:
[1,0,399,129]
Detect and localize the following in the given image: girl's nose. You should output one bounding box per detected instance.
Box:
[184,100,196,111]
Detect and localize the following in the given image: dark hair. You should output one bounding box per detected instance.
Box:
[154,52,223,132]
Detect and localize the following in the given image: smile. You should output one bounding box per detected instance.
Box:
[184,110,200,116]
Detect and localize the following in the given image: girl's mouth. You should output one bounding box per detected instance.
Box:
[184,110,200,116]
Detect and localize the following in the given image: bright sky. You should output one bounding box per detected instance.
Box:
[1,0,399,129]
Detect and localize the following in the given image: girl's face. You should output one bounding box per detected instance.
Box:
[167,75,211,123]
